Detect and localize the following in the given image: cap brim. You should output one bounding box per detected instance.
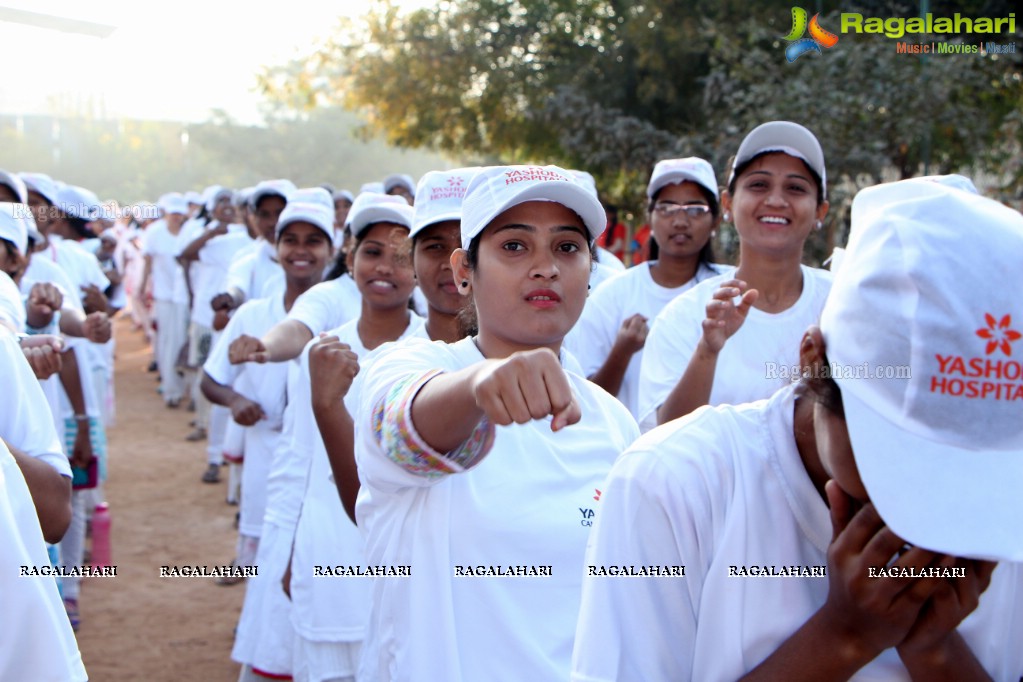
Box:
[410,209,461,239]
[842,387,1023,561]
[351,206,412,236]
[648,170,718,200]
[467,180,604,250]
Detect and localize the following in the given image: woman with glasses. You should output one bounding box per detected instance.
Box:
[637,122,832,431]
[565,157,727,419]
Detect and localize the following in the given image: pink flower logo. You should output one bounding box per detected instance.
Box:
[976,313,1021,357]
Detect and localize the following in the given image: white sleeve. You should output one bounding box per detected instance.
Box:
[79,249,111,292]
[565,284,621,378]
[572,440,712,682]
[286,280,335,336]
[0,332,70,477]
[636,294,702,432]
[202,304,249,387]
[356,339,493,493]
[0,272,25,332]
[224,252,256,298]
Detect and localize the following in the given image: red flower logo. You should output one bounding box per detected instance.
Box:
[593,488,602,502]
[976,313,1021,357]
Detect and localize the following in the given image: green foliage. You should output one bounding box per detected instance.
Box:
[259,0,1022,264]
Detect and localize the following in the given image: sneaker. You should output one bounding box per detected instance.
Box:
[201,464,220,483]
[185,427,207,442]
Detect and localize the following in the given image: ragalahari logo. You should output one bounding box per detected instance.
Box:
[783,7,839,62]
[976,313,1020,357]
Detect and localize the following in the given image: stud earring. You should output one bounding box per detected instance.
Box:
[710,230,717,238]
[723,211,732,222]
[814,220,823,231]
[460,280,469,288]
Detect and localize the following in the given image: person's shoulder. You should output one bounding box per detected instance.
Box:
[801,264,834,304]
[618,400,769,483]
[574,373,640,433]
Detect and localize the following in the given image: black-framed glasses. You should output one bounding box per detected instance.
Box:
[653,202,712,219]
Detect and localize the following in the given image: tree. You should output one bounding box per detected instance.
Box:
[259,0,1022,262]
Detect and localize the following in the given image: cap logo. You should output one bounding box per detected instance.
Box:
[430,175,468,201]
[976,313,1020,357]
[503,168,569,185]
[931,313,1023,402]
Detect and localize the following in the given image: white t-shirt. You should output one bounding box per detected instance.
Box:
[141,220,188,305]
[290,313,424,642]
[637,265,832,431]
[225,240,282,303]
[43,235,110,298]
[204,291,290,431]
[566,261,728,419]
[22,255,85,314]
[0,440,88,682]
[571,384,1023,681]
[0,271,25,332]
[0,330,70,477]
[184,222,250,327]
[286,274,362,337]
[355,337,640,682]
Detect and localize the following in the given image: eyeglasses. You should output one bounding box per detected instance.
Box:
[653,202,712,219]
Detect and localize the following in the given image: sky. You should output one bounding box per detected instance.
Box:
[0,0,423,124]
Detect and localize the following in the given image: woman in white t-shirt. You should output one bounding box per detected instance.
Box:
[355,165,639,682]
[572,176,1023,681]
[565,157,728,419]
[638,121,833,431]
[290,193,422,682]
[199,189,335,682]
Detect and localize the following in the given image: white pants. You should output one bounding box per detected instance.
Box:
[154,300,189,403]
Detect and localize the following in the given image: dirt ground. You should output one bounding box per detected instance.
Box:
[74,317,245,681]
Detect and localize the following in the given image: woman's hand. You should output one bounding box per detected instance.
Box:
[229,395,265,426]
[470,348,580,431]
[229,335,269,364]
[699,279,758,354]
[309,335,360,412]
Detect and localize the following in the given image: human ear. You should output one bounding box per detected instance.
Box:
[450,248,473,298]
[799,325,827,378]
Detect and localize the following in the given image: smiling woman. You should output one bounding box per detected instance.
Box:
[637,121,833,431]
[353,165,639,681]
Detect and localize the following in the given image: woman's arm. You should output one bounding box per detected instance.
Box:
[6,440,72,543]
[656,281,757,424]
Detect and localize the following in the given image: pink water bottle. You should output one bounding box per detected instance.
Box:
[91,502,112,568]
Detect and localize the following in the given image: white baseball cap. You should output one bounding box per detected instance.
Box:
[728,121,826,199]
[359,182,385,195]
[333,189,354,204]
[56,185,101,220]
[249,179,297,210]
[460,165,606,251]
[647,157,719,201]
[205,186,234,212]
[410,168,478,238]
[820,176,1023,561]
[274,187,335,241]
[0,202,29,255]
[157,192,189,216]
[185,190,203,205]
[383,173,416,196]
[19,172,59,206]
[571,170,599,200]
[348,192,413,238]
[234,187,255,207]
[0,171,28,204]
